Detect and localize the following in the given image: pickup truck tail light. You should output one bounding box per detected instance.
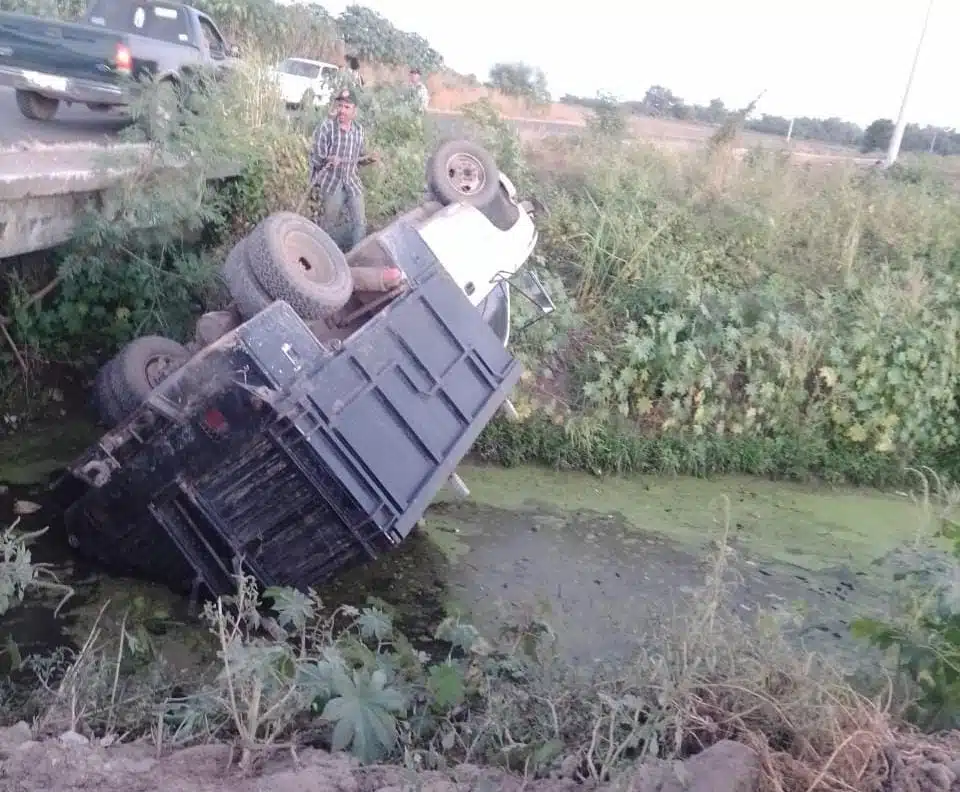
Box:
[115,43,132,75]
[202,408,229,435]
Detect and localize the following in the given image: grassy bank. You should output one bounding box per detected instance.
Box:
[483,133,960,486]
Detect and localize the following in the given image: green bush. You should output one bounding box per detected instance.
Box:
[493,139,960,484]
[337,5,442,71]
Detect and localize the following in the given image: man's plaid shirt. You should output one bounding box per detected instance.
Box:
[309,118,367,196]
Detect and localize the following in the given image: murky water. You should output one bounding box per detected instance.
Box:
[0,420,949,705]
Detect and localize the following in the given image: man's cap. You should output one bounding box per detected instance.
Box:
[336,87,359,104]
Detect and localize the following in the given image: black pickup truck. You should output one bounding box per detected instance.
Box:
[0,0,237,130]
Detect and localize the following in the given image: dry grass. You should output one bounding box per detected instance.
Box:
[359,65,585,124]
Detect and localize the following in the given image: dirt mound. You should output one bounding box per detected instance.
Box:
[0,725,760,792]
[2,722,958,791]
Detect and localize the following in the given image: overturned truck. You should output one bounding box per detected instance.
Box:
[54,140,554,598]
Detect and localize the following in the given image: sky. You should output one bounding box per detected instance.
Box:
[318,0,959,129]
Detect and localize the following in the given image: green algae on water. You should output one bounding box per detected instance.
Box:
[449,462,939,573]
[0,421,101,486]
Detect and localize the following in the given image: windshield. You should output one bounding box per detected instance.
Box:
[277,59,321,79]
[87,0,190,45]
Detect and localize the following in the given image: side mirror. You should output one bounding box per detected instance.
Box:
[229,43,240,58]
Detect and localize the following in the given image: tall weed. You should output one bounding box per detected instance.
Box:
[517,138,960,482]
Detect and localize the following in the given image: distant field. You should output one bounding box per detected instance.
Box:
[420,72,867,162]
[627,115,864,157]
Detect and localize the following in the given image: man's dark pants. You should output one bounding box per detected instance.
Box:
[318,184,366,252]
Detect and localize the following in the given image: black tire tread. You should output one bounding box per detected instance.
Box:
[222,238,272,319]
[246,212,353,320]
[92,357,125,427]
[111,335,190,421]
[15,90,59,121]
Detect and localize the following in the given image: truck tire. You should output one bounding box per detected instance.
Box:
[15,90,59,121]
[222,238,272,320]
[245,212,353,320]
[92,356,125,428]
[426,139,500,209]
[109,336,190,421]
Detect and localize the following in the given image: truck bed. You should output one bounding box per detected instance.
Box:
[56,222,523,596]
[0,11,127,87]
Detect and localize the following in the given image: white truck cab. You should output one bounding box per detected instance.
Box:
[270,57,339,109]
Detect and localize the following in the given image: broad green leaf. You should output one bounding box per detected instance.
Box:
[426,662,465,710]
[357,608,393,642]
[320,667,406,763]
[296,659,334,699]
[264,587,314,631]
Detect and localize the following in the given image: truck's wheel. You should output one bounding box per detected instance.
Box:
[246,212,353,320]
[194,309,241,348]
[110,336,190,421]
[222,238,272,320]
[426,139,500,208]
[15,90,59,121]
[92,356,125,428]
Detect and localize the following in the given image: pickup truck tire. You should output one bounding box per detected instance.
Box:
[110,336,190,422]
[246,212,353,320]
[427,140,500,209]
[222,238,272,320]
[92,357,125,427]
[15,90,59,121]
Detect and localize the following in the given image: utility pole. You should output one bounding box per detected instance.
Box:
[884,0,936,168]
[786,117,795,143]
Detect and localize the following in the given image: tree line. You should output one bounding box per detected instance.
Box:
[561,84,960,156]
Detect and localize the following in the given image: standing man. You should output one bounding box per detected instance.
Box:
[309,87,378,252]
[409,67,429,112]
